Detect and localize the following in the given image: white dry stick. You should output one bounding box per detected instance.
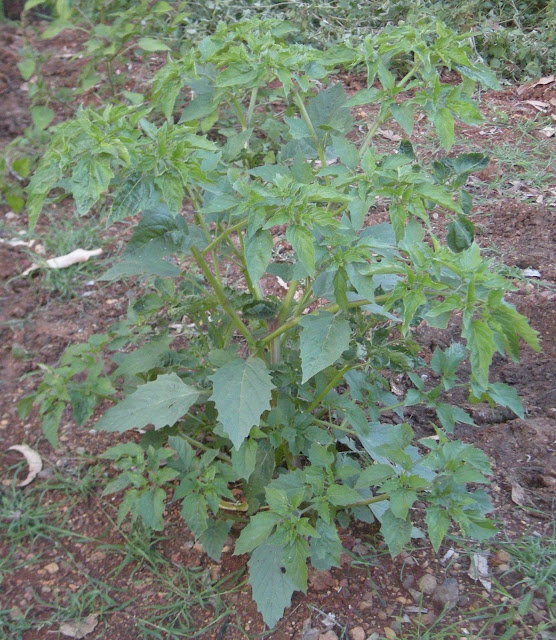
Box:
[7,444,43,487]
[22,248,103,276]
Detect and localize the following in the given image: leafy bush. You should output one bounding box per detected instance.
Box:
[22,19,540,627]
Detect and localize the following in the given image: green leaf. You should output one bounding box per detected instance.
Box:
[309,519,343,570]
[390,103,414,136]
[447,215,474,252]
[486,383,524,419]
[42,401,64,447]
[425,506,451,552]
[415,184,462,213]
[137,488,166,531]
[199,520,233,561]
[435,108,455,151]
[235,512,281,555]
[181,493,208,537]
[283,537,309,592]
[248,542,297,628]
[95,373,199,433]
[245,230,273,284]
[232,438,258,481]
[109,173,154,224]
[299,312,350,383]
[137,37,171,52]
[380,509,412,557]
[17,58,35,81]
[356,464,396,488]
[326,484,362,506]
[31,106,54,131]
[464,320,496,390]
[286,225,315,276]
[389,488,417,519]
[210,358,274,450]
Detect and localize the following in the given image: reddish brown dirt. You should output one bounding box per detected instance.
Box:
[1,21,555,640]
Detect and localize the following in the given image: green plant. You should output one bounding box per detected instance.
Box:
[24,19,540,627]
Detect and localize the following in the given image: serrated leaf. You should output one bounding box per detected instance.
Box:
[283,537,309,592]
[380,508,412,557]
[286,225,315,276]
[95,373,199,432]
[232,439,258,481]
[425,505,451,552]
[199,520,233,561]
[309,519,343,570]
[486,383,524,419]
[248,542,297,628]
[391,103,414,136]
[210,358,274,450]
[137,488,166,530]
[326,484,362,506]
[464,320,496,390]
[235,511,281,555]
[245,230,273,284]
[356,464,396,488]
[435,108,455,150]
[299,312,350,383]
[181,492,208,537]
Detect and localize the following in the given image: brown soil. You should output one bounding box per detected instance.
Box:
[1,21,555,640]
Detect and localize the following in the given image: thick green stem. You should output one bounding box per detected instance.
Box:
[191,246,256,350]
[293,88,328,170]
[232,97,248,131]
[307,364,353,412]
[183,435,231,463]
[260,295,389,347]
[346,493,390,508]
[277,279,299,324]
[201,219,248,256]
[246,87,259,127]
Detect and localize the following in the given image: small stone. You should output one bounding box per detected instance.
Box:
[349,626,366,640]
[358,601,372,611]
[192,542,204,554]
[384,627,397,639]
[495,550,510,564]
[498,563,509,572]
[10,606,24,620]
[420,611,436,625]
[318,632,338,640]
[44,562,59,574]
[90,551,106,562]
[377,611,387,621]
[433,578,459,609]
[419,574,437,595]
[352,543,370,555]
[458,595,469,607]
[402,575,415,590]
[408,588,421,601]
[309,569,335,592]
[210,565,221,580]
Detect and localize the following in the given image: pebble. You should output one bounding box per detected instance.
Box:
[44,562,59,574]
[377,611,387,621]
[432,578,459,608]
[384,627,397,639]
[349,626,366,640]
[318,632,338,640]
[419,574,437,595]
[420,611,436,625]
[495,550,510,564]
[402,575,415,590]
[498,563,510,572]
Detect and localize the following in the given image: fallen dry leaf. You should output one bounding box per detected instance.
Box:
[541,126,556,138]
[511,482,526,505]
[7,444,42,487]
[379,129,402,141]
[59,614,99,639]
[22,248,103,276]
[532,75,555,87]
[524,100,549,112]
[468,552,492,591]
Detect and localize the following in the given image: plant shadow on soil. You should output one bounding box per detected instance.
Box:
[1,21,555,640]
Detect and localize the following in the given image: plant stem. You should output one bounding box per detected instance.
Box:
[246,87,259,127]
[191,246,257,350]
[307,364,353,411]
[277,279,299,324]
[183,435,231,463]
[201,219,248,256]
[293,88,328,170]
[232,97,248,131]
[313,417,357,436]
[346,493,390,508]
[260,295,389,347]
